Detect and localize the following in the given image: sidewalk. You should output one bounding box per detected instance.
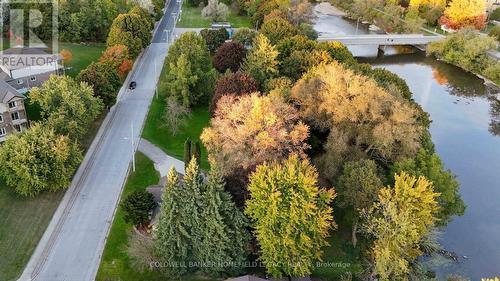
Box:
[138,138,185,177]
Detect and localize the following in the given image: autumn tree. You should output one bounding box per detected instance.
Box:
[259,17,298,45]
[440,0,486,30]
[391,149,465,225]
[77,62,122,107]
[232,28,258,47]
[164,32,216,106]
[287,0,315,25]
[99,44,133,78]
[165,54,199,107]
[210,71,258,115]
[213,41,247,73]
[242,34,279,87]
[30,75,104,140]
[107,12,152,57]
[337,159,382,247]
[60,49,73,64]
[0,123,82,196]
[362,172,440,280]
[200,28,229,53]
[202,0,228,22]
[245,154,335,278]
[163,96,191,135]
[201,93,310,175]
[291,62,423,181]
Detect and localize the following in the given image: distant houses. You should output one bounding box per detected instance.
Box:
[0,47,63,94]
[0,80,28,142]
[0,47,63,141]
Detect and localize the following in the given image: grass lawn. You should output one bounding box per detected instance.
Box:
[59,42,106,77]
[96,152,161,281]
[0,184,64,281]
[178,2,251,28]
[142,95,211,170]
[96,153,218,281]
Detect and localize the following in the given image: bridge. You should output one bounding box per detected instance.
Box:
[317,34,444,46]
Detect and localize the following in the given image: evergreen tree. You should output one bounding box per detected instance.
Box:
[184,138,192,168]
[196,165,249,276]
[192,141,202,167]
[155,168,190,277]
[166,54,199,107]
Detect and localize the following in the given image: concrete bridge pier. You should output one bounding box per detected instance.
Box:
[377,45,387,58]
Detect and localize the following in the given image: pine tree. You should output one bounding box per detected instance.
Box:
[184,138,192,168]
[196,165,249,276]
[192,141,202,167]
[182,158,203,259]
[155,167,191,277]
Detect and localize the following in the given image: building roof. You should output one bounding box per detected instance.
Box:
[0,80,24,103]
[0,47,63,71]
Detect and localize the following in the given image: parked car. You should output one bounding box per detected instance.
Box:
[129,81,137,90]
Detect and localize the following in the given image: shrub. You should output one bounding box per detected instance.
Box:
[210,71,258,114]
[489,25,500,41]
[200,28,229,53]
[122,190,157,226]
[213,41,247,72]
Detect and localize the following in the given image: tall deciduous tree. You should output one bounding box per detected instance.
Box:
[0,123,82,196]
[242,34,279,87]
[164,32,216,106]
[210,71,258,115]
[99,44,133,78]
[30,75,104,140]
[245,154,336,278]
[259,17,298,45]
[337,159,382,247]
[440,0,486,30]
[213,41,247,73]
[77,62,122,107]
[165,54,199,107]
[291,62,422,181]
[362,172,440,280]
[391,149,465,225]
[201,93,310,175]
[201,0,229,22]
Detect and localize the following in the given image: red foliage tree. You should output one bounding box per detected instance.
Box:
[210,71,258,115]
[213,41,247,73]
[439,14,486,30]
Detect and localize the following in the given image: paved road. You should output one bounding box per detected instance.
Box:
[18,1,181,280]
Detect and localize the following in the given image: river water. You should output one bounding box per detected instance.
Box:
[314,9,500,280]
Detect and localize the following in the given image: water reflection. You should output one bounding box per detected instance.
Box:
[315,10,500,279]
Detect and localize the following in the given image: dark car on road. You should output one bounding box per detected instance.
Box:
[129,81,137,90]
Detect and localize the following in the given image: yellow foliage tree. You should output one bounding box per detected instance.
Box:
[441,0,486,29]
[363,172,440,280]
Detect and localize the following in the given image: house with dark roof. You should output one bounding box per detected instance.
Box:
[0,47,63,94]
[0,79,28,142]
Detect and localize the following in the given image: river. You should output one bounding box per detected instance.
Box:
[314,7,500,280]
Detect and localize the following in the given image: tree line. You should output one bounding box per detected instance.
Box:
[130,0,467,280]
[0,5,158,196]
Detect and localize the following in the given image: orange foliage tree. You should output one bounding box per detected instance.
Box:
[60,49,73,64]
[99,44,133,78]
